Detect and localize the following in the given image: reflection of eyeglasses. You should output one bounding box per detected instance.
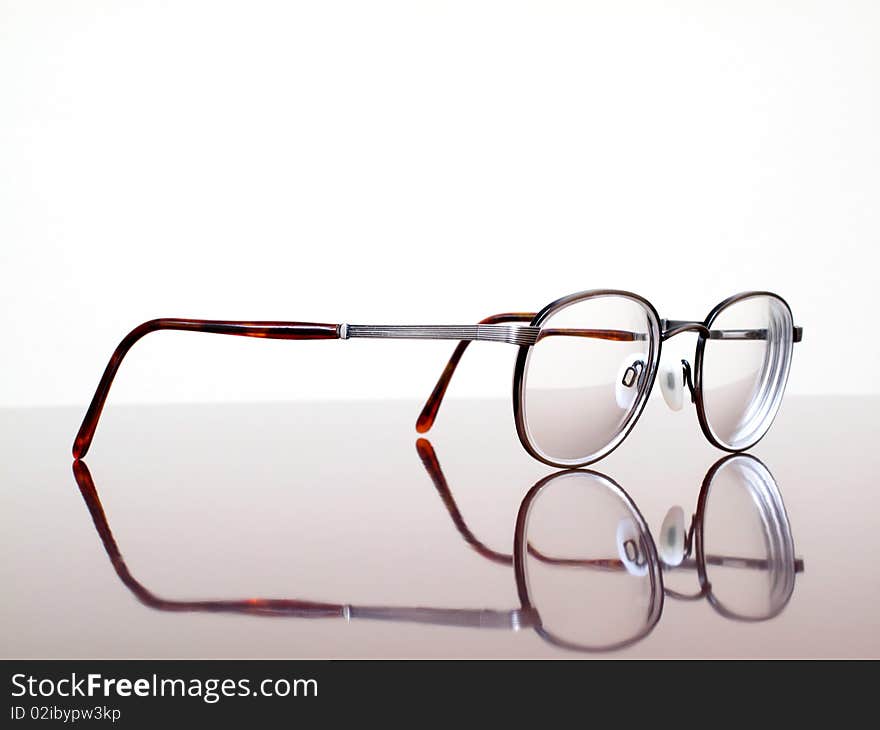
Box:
[657,455,805,621]
[422,441,803,646]
[72,441,803,654]
[72,290,802,466]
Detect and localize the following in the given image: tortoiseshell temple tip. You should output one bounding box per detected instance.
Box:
[415,340,469,434]
[72,459,84,479]
[73,433,90,460]
[72,460,98,508]
[415,408,436,434]
[414,312,536,435]
[415,437,437,466]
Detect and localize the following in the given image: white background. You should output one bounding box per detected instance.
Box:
[1,1,877,408]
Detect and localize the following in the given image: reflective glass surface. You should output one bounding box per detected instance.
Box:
[1,395,874,657]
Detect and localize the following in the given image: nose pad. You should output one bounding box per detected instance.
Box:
[659,361,685,411]
[615,354,646,409]
[658,506,686,566]
[616,517,649,577]
[660,358,696,411]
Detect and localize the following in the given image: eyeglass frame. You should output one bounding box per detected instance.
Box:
[72,289,803,466]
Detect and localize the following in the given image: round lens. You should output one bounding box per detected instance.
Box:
[520,471,663,651]
[700,456,797,620]
[699,294,793,450]
[520,294,659,465]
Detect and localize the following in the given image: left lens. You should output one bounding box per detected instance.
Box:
[520,293,659,465]
[519,471,663,651]
[698,294,794,450]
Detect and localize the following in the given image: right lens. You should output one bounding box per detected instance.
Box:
[520,293,659,465]
[699,294,793,450]
[519,471,663,651]
[700,455,797,620]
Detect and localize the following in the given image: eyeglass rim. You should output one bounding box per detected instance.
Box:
[513,467,665,653]
[693,291,795,453]
[694,453,797,622]
[512,289,663,468]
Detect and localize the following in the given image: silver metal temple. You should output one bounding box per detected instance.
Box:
[346,605,535,630]
[343,324,539,346]
[662,319,803,342]
[706,328,776,340]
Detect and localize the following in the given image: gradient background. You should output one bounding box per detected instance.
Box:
[2,1,877,408]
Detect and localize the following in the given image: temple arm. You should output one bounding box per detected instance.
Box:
[673,555,805,573]
[342,323,540,345]
[537,328,647,342]
[663,320,804,342]
[415,313,536,433]
[346,605,534,629]
[72,319,342,459]
[416,437,512,565]
[73,459,534,629]
[73,316,551,458]
[707,327,804,342]
[73,459,343,617]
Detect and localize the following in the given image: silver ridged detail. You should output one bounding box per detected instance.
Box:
[346,324,539,346]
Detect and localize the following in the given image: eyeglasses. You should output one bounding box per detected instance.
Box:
[72,440,802,653]
[73,289,802,466]
[515,451,802,650]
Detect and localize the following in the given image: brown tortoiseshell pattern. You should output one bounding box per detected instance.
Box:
[415,312,535,434]
[72,319,340,459]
